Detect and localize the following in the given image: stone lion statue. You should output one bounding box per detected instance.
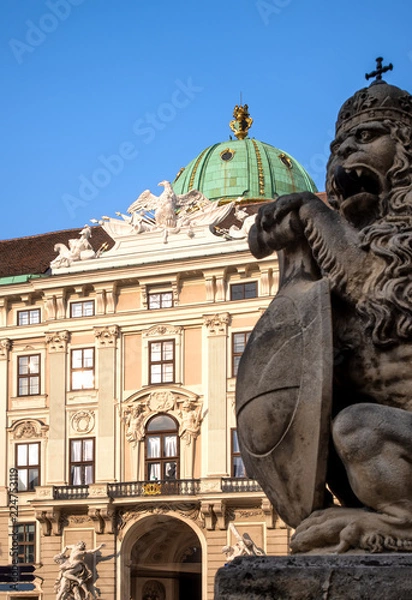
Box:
[236,76,412,553]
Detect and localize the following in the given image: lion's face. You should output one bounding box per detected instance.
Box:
[326,121,396,227]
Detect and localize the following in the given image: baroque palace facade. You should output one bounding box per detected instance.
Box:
[0,107,319,600]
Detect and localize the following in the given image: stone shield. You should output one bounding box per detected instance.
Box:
[235,277,333,528]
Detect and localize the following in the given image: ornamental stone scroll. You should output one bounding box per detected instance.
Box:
[10,419,48,439]
[203,312,230,336]
[94,325,120,347]
[45,330,70,353]
[0,338,11,360]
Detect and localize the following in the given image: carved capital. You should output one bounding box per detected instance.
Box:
[35,508,61,536]
[0,338,11,360]
[200,500,226,530]
[259,267,272,296]
[214,500,227,530]
[200,502,215,530]
[172,276,180,307]
[261,498,276,529]
[46,330,70,352]
[203,313,230,335]
[94,325,120,347]
[205,276,215,302]
[141,285,148,309]
[88,506,115,535]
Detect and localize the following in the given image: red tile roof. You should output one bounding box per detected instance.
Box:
[0,226,115,278]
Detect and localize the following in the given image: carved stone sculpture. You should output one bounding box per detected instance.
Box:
[54,541,105,600]
[222,523,265,562]
[236,70,412,553]
[98,180,235,242]
[51,225,102,269]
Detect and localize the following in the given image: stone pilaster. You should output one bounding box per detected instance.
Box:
[46,331,69,483]
[94,326,119,482]
[203,313,230,476]
[0,340,11,492]
[0,298,8,328]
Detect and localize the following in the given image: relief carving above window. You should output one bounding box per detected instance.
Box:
[122,388,203,446]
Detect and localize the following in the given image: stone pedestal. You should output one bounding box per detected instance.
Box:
[214,554,412,599]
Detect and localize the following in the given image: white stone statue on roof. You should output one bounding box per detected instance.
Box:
[50,225,105,269]
[98,180,235,243]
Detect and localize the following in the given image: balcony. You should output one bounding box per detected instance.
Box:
[221,478,262,493]
[108,479,201,498]
[53,485,89,500]
[50,478,259,501]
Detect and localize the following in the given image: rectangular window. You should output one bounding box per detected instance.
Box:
[232,332,251,377]
[70,438,95,485]
[16,443,40,492]
[17,309,40,326]
[17,523,36,564]
[70,300,95,318]
[230,282,258,301]
[71,348,95,390]
[148,291,173,309]
[17,355,40,396]
[149,340,175,384]
[232,429,247,478]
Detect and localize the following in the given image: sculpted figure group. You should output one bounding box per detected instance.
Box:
[54,541,105,600]
[236,72,412,553]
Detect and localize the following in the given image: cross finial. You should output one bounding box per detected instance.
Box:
[365,57,393,82]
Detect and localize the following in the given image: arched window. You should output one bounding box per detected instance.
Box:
[145,415,179,481]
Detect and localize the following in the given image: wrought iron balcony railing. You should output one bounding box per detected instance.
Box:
[107,478,201,498]
[53,485,89,500]
[221,478,262,493]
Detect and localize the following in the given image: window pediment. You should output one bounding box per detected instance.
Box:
[122,387,202,446]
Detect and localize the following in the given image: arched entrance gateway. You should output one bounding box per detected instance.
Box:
[121,515,203,600]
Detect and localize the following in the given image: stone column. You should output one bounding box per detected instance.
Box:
[46,331,70,483]
[94,326,119,482]
[0,340,11,501]
[203,313,230,476]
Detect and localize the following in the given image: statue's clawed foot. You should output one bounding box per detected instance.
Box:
[291,506,412,554]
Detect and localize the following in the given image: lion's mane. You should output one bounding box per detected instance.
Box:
[347,122,412,347]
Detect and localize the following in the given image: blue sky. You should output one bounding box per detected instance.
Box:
[1,0,412,239]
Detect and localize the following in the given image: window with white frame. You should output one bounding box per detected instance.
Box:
[70,300,95,318]
[16,442,40,492]
[148,291,173,309]
[145,415,179,481]
[71,348,95,390]
[149,340,175,384]
[17,308,40,326]
[70,438,95,485]
[17,355,40,396]
[232,331,251,377]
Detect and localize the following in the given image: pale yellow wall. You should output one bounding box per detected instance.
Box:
[184,328,202,385]
[179,281,206,304]
[231,315,260,328]
[117,287,139,311]
[71,332,95,345]
[124,333,142,391]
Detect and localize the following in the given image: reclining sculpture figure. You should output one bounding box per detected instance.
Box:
[236,63,412,553]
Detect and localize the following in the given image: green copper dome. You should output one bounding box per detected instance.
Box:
[172,105,317,202]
